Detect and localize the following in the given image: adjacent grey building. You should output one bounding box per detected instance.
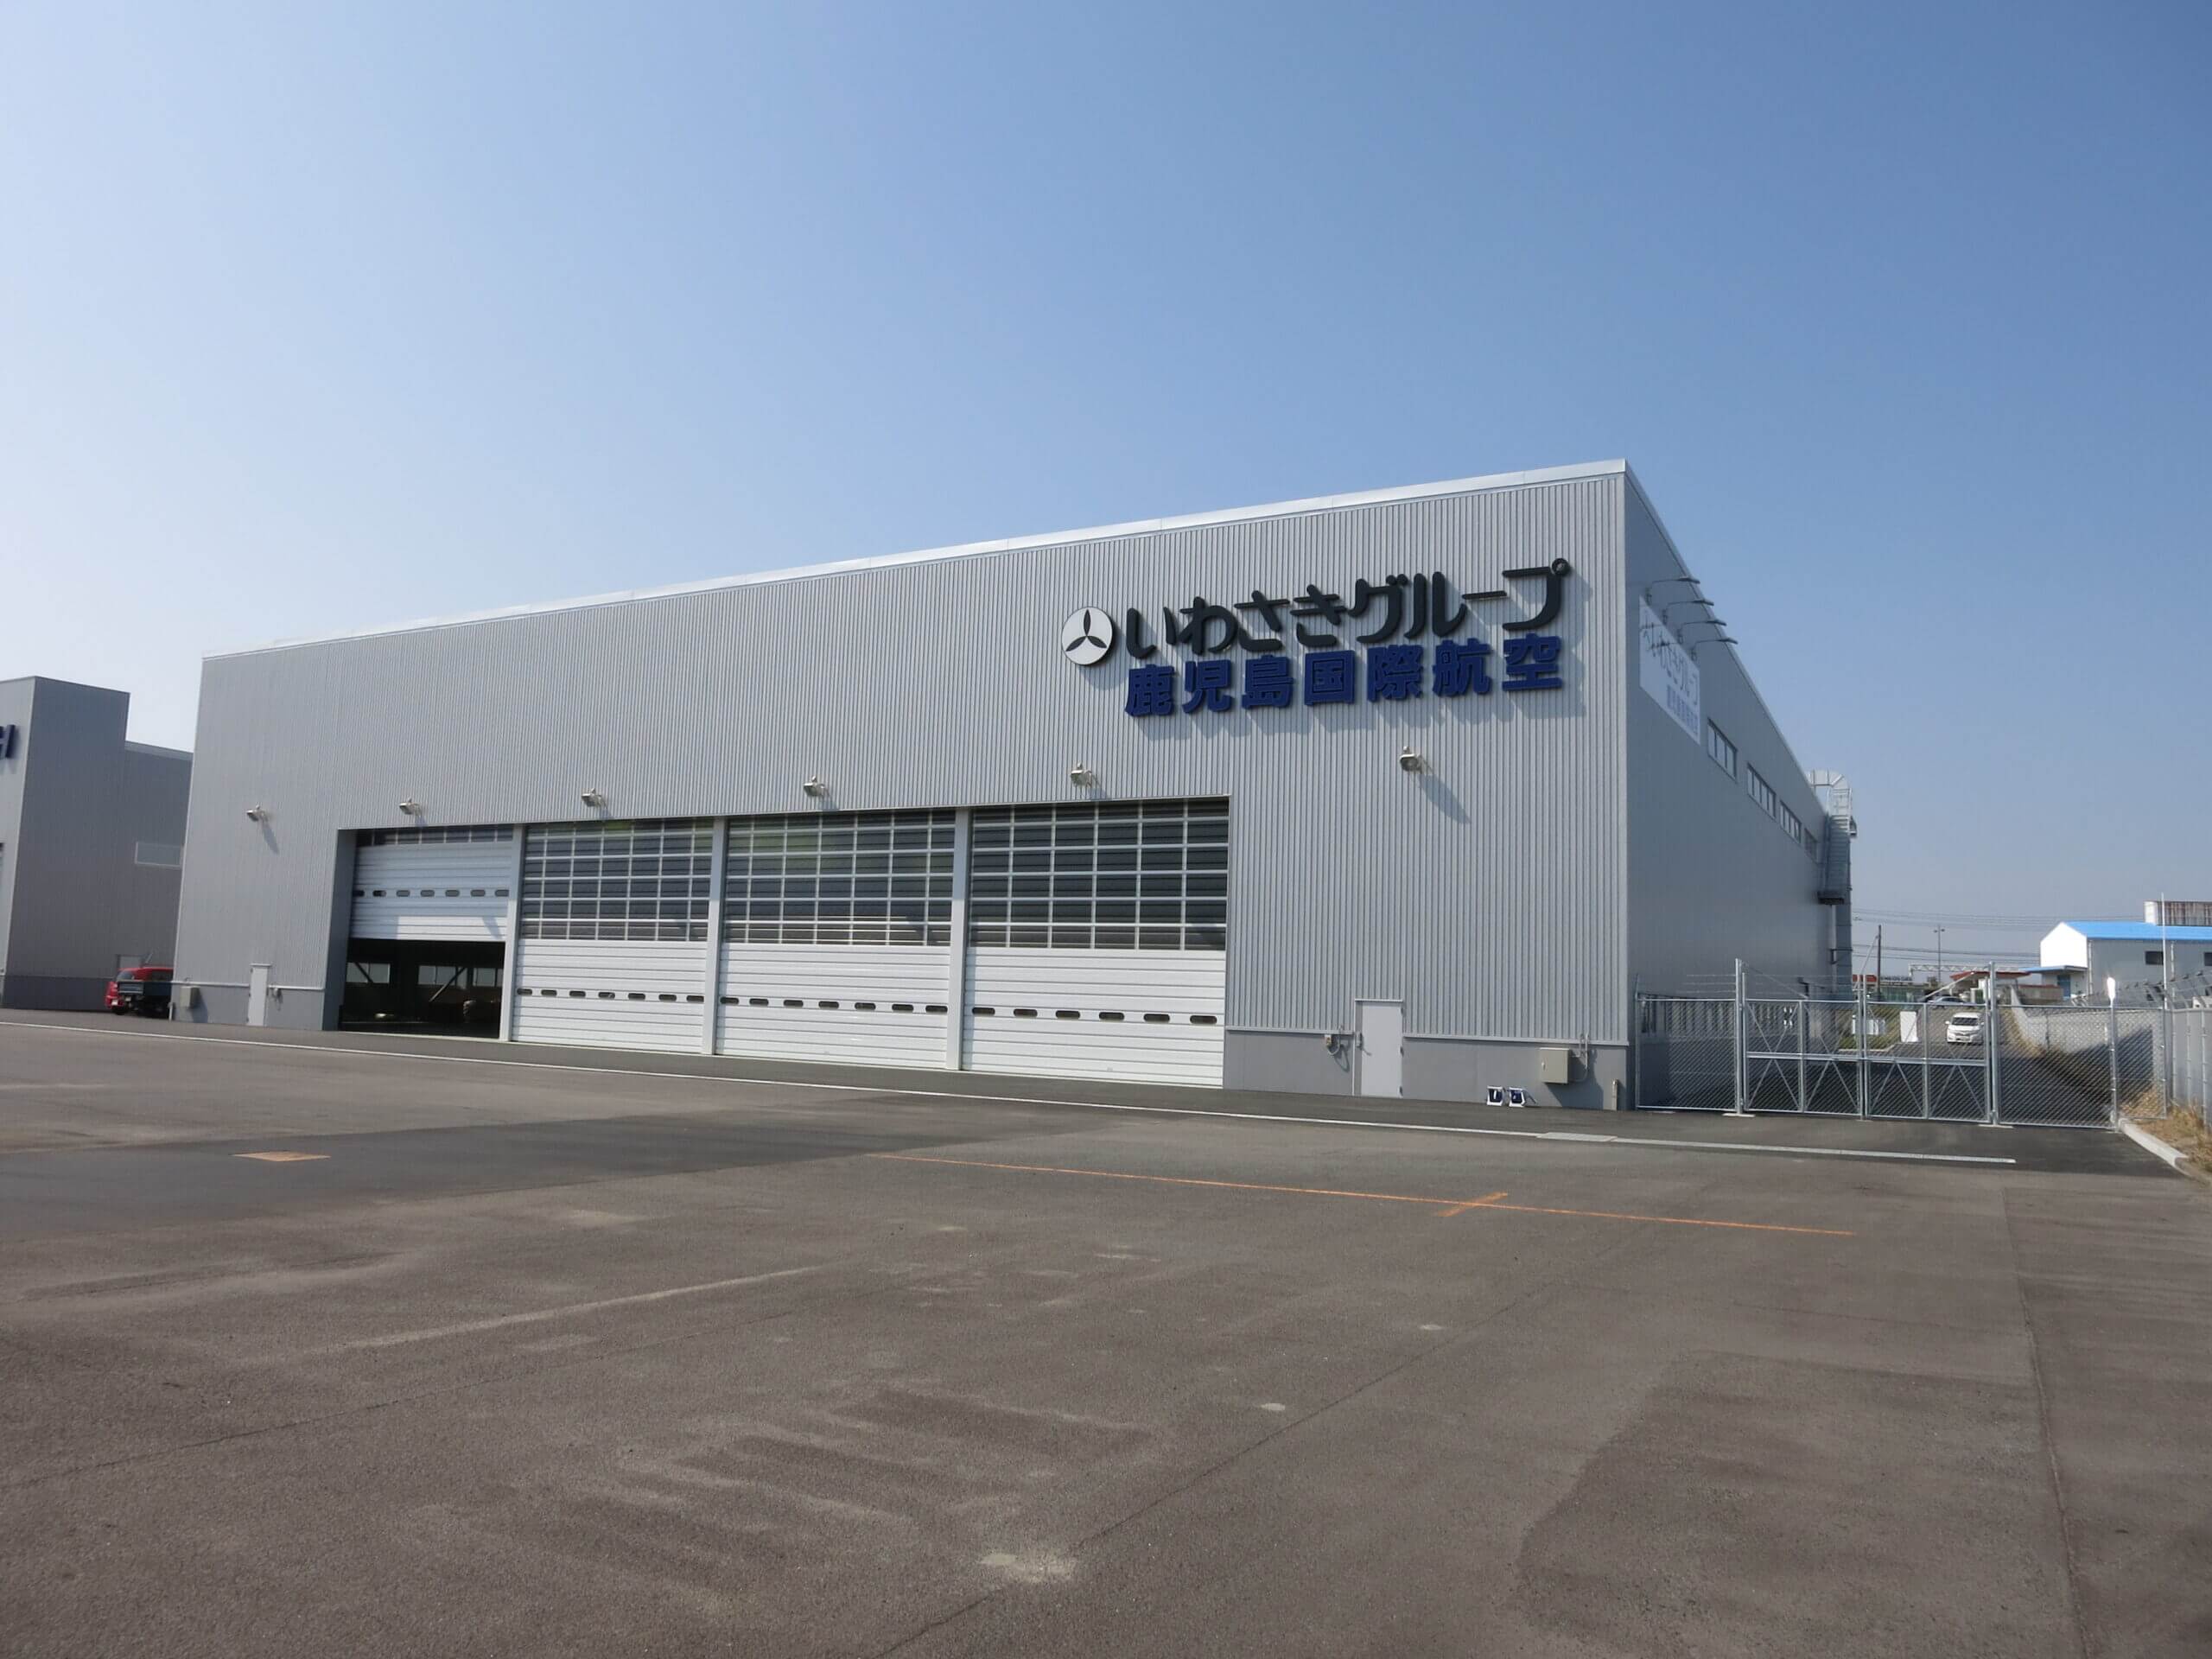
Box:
[0,677,193,1010]
[172,461,1847,1104]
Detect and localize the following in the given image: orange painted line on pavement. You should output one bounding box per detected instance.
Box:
[1474,1198,1853,1236]
[869,1154,1854,1237]
[874,1154,1480,1209]
[1439,1191,1510,1217]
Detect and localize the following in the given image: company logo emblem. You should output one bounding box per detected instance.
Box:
[1060,607,1116,667]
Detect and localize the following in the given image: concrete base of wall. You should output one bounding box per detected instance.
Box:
[163,995,1630,1108]
[177,986,237,1026]
[0,974,111,1014]
[176,985,325,1032]
[1226,1030,1630,1109]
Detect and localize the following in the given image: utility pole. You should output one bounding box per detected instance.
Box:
[1875,925,1883,995]
[1985,963,2000,1123]
[2161,892,2173,1111]
[1729,957,1748,1116]
[1935,925,1946,992]
[2161,891,2172,1007]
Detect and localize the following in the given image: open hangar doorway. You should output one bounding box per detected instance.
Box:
[340,939,505,1035]
[339,825,516,1038]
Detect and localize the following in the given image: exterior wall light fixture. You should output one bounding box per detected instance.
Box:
[397,798,422,816]
[580,788,607,809]
[1397,747,1426,774]
[801,777,830,798]
[245,804,269,823]
[1069,763,1097,787]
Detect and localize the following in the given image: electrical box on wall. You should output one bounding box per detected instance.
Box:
[1538,1046,1575,1085]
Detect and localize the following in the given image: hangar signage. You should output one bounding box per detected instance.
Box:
[1637,600,1700,741]
[1065,562,1573,717]
[0,723,16,760]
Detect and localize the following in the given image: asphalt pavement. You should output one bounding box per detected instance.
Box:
[2,1013,2207,1656]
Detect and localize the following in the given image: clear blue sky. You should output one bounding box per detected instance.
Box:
[3,1,2205,975]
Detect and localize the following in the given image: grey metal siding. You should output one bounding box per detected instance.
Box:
[115,745,192,968]
[1623,480,1828,995]
[6,681,132,1002]
[176,470,1632,1051]
[0,681,191,1008]
[0,678,32,981]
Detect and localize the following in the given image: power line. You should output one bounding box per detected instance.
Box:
[1855,949,2042,962]
[1856,906,2052,918]
[1852,944,2043,963]
[1855,909,2056,928]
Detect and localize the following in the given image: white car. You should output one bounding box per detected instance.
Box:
[1944,1009,1984,1046]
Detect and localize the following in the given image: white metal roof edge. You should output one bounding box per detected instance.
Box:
[123,740,194,760]
[210,460,1630,659]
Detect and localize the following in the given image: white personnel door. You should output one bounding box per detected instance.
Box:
[1357,1001,1404,1097]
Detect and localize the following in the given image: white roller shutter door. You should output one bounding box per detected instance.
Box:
[499,804,1229,1085]
[510,939,709,1053]
[713,810,957,1068]
[509,820,716,1053]
[350,828,515,941]
[963,949,1224,1085]
[715,944,950,1066]
[960,799,1228,1087]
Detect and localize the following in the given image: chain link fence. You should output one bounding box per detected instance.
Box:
[1636,968,2202,1131]
[2164,1004,2209,1137]
[1992,1004,2146,1128]
[1633,996,1736,1114]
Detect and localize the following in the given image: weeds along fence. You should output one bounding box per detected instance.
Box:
[2164,1003,2210,1134]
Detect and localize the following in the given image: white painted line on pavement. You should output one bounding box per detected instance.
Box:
[1598,1134,2012,1165]
[0,1019,2018,1167]
[315,1266,821,1352]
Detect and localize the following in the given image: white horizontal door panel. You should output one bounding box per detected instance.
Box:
[352,839,515,941]
[963,949,1224,1086]
[511,939,709,1053]
[715,944,950,1068]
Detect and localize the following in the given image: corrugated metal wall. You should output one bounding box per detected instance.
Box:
[116,744,194,969]
[1,680,192,1007]
[1623,480,1830,995]
[176,469,1630,1046]
[0,679,32,983]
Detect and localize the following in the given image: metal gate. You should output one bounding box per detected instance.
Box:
[1637,969,2177,1128]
